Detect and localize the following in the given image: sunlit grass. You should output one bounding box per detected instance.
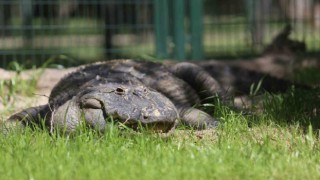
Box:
[1,91,320,179]
[1,103,320,179]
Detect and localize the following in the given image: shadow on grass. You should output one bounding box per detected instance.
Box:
[258,87,320,131]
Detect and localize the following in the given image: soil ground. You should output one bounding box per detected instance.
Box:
[0,68,75,118]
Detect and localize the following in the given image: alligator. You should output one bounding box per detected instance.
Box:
[5,59,302,134]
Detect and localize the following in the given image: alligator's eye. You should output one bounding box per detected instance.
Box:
[81,99,102,109]
[115,87,125,95]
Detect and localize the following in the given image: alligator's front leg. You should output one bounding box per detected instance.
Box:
[170,62,226,129]
[4,105,51,133]
[178,106,219,129]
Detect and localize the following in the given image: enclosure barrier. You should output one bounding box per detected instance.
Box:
[0,0,319,67]
[154,0,203,60]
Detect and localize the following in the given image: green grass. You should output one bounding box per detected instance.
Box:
[1,105,320,179]
[294,67,320,85]
[1,91,320,179]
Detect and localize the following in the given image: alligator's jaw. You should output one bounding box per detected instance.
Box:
[121,119,177,133]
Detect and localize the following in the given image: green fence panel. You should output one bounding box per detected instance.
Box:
[172,0,186,60]
[21,0,33,47]
[190,0,204,60]
[0,0,319,67]
[154,0,169,59]
[154,0,203,60]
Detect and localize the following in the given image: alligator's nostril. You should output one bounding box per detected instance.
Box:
[115,87,125,95]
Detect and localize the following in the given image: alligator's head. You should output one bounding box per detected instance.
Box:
[52,82,178,134]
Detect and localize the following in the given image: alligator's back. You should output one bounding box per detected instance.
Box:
[49,60,202,108]
[51,59,304,105]
[49,61,140,107]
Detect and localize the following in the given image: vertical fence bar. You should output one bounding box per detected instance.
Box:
[245,0,255,52]
[154,0,168,59]
[190,0,203,60]
[21,0,33,47]
[246,0,270,51]
[172,0,186,60]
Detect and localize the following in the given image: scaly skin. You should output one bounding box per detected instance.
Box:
[7,59,302,134]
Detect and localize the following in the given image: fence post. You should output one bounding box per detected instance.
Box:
[21,0,33,47]
[190,0,203,60]
[154,0,169,59]
[172,0,186,60]
[154,0,203,60]
[246,0,271,51]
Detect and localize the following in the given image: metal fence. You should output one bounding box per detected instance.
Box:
[203,0,320,58]
[0,0,319,67]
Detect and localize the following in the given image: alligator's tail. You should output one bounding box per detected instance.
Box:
[201,63,310,95]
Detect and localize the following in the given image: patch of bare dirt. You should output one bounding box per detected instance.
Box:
[0,67,76,119]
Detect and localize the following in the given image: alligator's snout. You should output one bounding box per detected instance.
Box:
[100,84,178,132]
